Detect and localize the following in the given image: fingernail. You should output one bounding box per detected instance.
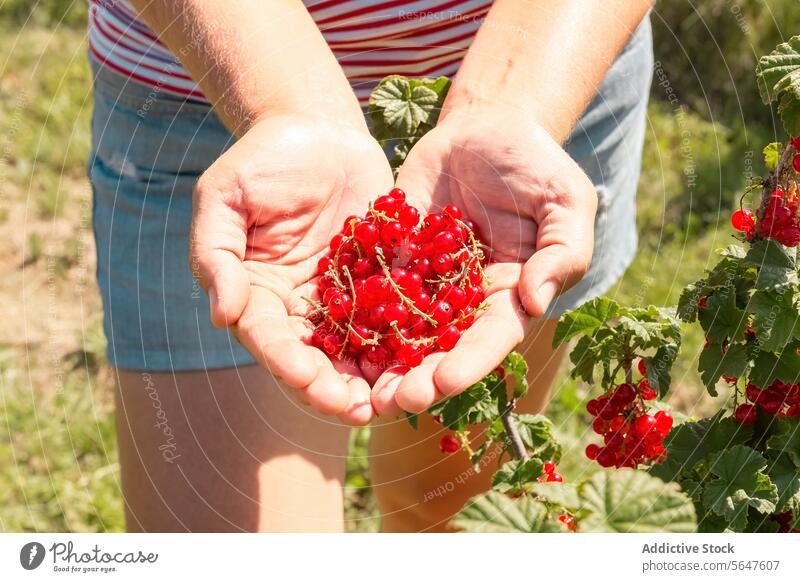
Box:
[536,281,559,312]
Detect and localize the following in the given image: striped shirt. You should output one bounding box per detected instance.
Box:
[88,0,493,104]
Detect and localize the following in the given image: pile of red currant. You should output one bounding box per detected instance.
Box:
[307,188,488,370]
[584,359,673,468]
[731,136,800,245]
[733,379,800,425]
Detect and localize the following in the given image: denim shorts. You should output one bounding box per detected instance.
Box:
[88,19,653,372]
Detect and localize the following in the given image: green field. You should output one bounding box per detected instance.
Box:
[0,1,793,532]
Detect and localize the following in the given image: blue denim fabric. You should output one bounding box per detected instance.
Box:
[88,18,653,371]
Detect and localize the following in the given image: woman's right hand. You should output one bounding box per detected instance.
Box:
[190,114,394,425]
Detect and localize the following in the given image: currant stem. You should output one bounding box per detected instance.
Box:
[500,402,529,461]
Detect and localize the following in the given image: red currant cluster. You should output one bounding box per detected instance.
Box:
[584,359,673,468]
[538,459,563,483]
[308,188,488,370]
[733,379,800,425]
[731,136,800,246]
[770,510,799,533]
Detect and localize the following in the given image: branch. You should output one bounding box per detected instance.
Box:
[500,402,529,461]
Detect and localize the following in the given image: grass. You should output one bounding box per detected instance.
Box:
[0,15,772,532]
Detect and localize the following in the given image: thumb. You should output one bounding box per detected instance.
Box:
[190,181,250,328]
[519,241,593,319]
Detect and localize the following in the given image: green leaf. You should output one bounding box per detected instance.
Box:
[767,416,800,466]
[651,413,752,482]
[697,287,747,344]
[368,77,439,137]
[552,297,619,347]
[703,445,779,530]
[648,343,679,398]
[677,283,703,323]
[406,412,418,430]
[491,458,544,493]
[756,35,800,135]
[452,491,559,532]
[502,351,529,398]
[578,470,696,532]
[750,288,800,351]
[766,453,800,511]
[749,347,800,387]
[530,483,581,511]
[430,380,496,430]
[568,334,598,384]
[763,142,782,170]
[746,239,798,291]
[697,343,749,396]
[515,414,561,461]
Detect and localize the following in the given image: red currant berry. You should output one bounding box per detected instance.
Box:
[398,205,419,229]
[734,403,757,425]
[430,300,454,325]
[546,472,563,483]
[633,414,657,438]
[442,204,463,221]
[654,410,673,435]
[374,195,398,216]
[793,154,800,173]
[543,460,556,474]
[558,514,575,530]
[381,221,404,246]
[354,221,379,248]
[388,187,406,202]
[731,209,755,232]
[432,231,458,253]
[439,434,461,454]
[383,302,409,326]
[435,325,461,351]
[432,253,454,275]
[637,358,647,376]
[585,443,600,460]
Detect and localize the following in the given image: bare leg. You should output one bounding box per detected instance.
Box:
[369,319,565,532]
[114,365,350,532]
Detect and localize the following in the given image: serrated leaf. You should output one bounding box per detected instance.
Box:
[368,77,439,137]
[452,492,558,532]
[648,342,679,397]
[703,445,778,530]
[697,287,747,343]
[749,347,800,387]
[677,283,703,323]
[766,453,800,511]
[756,35,800,135]
[697,344,749,396]
[746,239,798,290]
[767,416,800,466]
[502,351,529,397]
[750,288,800,351]
[577,470,696,532]
[651,414,752,482]
[553,297,619,347]
[429,380,496,430]
[763,142,782,170]
[491,458,544,493]
[569,334,598,383]
[515,414,561,461]
[531,483,581,511]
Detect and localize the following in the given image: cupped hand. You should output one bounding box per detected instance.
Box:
[190,114,394,425]
[370,113,597,416]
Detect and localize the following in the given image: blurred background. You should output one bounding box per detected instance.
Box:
[1,0,798,532]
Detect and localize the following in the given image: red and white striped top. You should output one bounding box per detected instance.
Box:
[88,0,493,104]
